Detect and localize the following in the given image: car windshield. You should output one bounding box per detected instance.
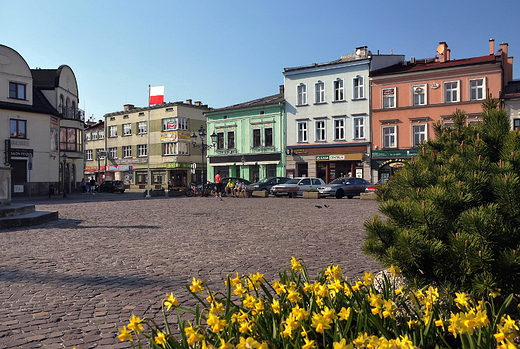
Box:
[330,178,347,184]
[285,179,299,184]
[256,178,270,184]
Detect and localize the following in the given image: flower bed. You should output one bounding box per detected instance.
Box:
[114,258,518,349]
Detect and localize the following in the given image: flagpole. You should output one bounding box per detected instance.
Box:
[146,84,151,198]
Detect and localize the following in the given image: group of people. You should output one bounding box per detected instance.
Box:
[80,177,97,195]
[214,171,249,199]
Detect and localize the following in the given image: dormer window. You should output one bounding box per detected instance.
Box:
[9,82,26,100]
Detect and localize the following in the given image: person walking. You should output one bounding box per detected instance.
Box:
[214,171,223,200]
[80,178,87,194]
[89,177,96,195]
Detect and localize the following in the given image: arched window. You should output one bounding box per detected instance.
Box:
[59,95,64,115]
[66,98,71,118]
[72,101,76,119]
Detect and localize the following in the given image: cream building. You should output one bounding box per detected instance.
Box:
[92,101,210,190]
[0,44,84,196]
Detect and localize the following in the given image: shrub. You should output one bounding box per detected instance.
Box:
[363,97,520,298]
[115,258,518,349]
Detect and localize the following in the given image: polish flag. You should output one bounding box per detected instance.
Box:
[149,86,164,105]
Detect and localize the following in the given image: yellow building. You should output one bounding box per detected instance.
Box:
[0,44,84,196]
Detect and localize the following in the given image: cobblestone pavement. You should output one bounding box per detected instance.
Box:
[1,192,382,348]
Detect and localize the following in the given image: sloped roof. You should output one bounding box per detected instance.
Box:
[0,87,59,116]
[206,93,284,114]
[31,68,62,89]
[503,80,520,99]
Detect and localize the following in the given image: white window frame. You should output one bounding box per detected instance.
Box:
[353,116,365,139]
[382,125,397,149]
[109,147,117,159]
[514,118,520,131]
[137,121,147,134]
[412,84,427,106]
[353,76,365,99]
[334,79,344,101]
[99,129,104,139]
[412,124,427,147]
[85,149,93,161]
[444,80,460,103]
[96,148,105,160]
[123,123,132,136]
[123,145,132,158]
[469,78,486,101]
[85,132,91,141]
[315,81,325,104]
[333,117,346,140]
[109,125,117,137]
[382,87,396,109]
[297,83,307,105]
[91,131,98,140]
[297,120,308,142]
[137,144,147,157]
[163,143,175,155]
[315,119,326,141]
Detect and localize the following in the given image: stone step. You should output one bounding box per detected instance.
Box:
[0,210,58,229]
[0,204,36,218]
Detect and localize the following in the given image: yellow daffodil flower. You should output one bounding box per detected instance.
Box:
[454,292,469,309]
[302,338,316,349]
[291,256,302,271]
[218,338,233,349]
[164,292,179,311]
[361,272,375,285]
[189,277,204,294]
[271,299,280,314]
[128,314,144,334]
[338,307,351,321]
[118,325,133,342]
[155,331,167,347]
[333,338,354,349]
[311,313,332,333]
[389,264,402,277]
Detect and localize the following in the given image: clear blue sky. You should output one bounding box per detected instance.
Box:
[2,0,519,122]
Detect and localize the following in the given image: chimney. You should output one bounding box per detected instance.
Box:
[437,42,448,63]
[279,85,285,95]
[490,38,495,55]
[446,49,451,61]
[500,42,508,55]
[194,101,202,106]
[123,104,134,111]
[186,99,192,105]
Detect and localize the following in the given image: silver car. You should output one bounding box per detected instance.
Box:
[318,177,371,199]
[271,177,325,197]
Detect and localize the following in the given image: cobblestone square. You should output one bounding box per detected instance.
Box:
[0,193,381,348]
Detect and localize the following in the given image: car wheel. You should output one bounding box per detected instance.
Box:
[347,195,354,199]
[335,189,344,199]
[274,193,279,197]
[288,193,293,198]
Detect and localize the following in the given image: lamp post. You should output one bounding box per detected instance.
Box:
[62,153,68,198]
[190,125,217,195]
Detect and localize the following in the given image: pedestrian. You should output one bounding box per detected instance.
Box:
[80,178,87,194]
[214,171,223,200]
[89,177,96,195]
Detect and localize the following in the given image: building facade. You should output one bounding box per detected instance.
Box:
[370,39,513,181]
[503,80,520,131]
[98,101,209,190]
[0,44,84,196]
[283,47,404,183]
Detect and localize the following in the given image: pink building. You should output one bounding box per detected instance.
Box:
[369,39,513,181]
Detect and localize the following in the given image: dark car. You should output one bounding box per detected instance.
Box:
[318,177,371,199]
[220,177,252,186]
[99,180,125,193]
[365,177,391,193]
[247,177,291,193]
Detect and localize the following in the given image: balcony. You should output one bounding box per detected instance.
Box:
[59,106,85,121]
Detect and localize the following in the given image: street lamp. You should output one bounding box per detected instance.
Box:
[62,153,68,198]
[191,125,217,195]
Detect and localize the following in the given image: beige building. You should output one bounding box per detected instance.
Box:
[89,101,210,190]
[0,44,84,196]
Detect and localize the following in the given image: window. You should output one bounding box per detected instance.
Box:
[412,125,427,147]
[297,84,307,105]
[353,76,364,99]
[123,123,132,136]
[85,132,91,141]
[264,128,273,147]
[297,121,308,142]
[253,129,261,147]
[353,116,365,139]
[109,125,117,137]
[109,147,117,159]
[162,143,189,155]
[217,132,224,150]
[60,127,83,151]
[162,118,189,131]
[315,81,325,103]
[334,79,344,101]
[163,143,174,155]
[514,119,520,131]
[99,129,104,139]
[412,84,427,106]
[137,144,147,157]
[9,82,26,100]
[91,131,98,140]
[227,131,235,149]
[470,78,485,101]
[383,126,397,148]
[315,120,326,141]
[10,119,27,138]
[96,149,105,159]
[444,81,459,103]
[382,88,396,109]
[123,145,132,158]
[137,121,147,134]
[334,118,345,140]
[86,149,93,161]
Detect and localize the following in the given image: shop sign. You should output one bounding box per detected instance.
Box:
[165,162,191,169]
[379,158,407,169]
[85,166,105,171]
[316,155,346,161]
[372,148,418,158]
[293,149,308,155]
[10,148,33,157]
[107,165,133,171]
[161,131,191,142]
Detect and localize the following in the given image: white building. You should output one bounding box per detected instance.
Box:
[283,47,404,183]
[0,44,84,196]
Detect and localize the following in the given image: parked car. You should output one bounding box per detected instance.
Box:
[271,177,325,197]
[365,177,391,193]
[247,177,291,193]
[220,177,252,186]
[318,177,371,199]
[99,180,125,193]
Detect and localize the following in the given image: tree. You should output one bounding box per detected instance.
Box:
[363,97,520,296]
